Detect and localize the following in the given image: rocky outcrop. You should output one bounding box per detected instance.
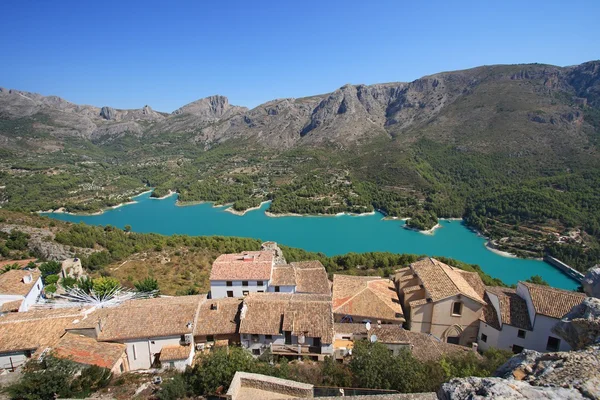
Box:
[0,225,96,261]
[583,266,600,298]
[261,241,286,265]
[552,297,600,350]
[441,346,600,399]
[100,106,116,120]
[172,95,247,120]
[439,376,586,399]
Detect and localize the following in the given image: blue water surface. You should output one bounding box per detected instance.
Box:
[43,192,580,290]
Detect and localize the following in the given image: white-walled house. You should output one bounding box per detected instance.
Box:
[66,295,205,371]
[0,268,43,313]
[210,251,274,299]
[210,251,331,299]
[0,308,83,372]
[239,293,334,361]
[478,282,585,353]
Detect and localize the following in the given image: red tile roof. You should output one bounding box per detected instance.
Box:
[210,251,274,281]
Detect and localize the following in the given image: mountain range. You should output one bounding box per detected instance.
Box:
[1,60,599,154]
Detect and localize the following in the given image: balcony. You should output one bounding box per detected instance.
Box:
[270,343,322,355]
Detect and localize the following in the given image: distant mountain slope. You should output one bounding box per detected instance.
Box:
[1,61,599,153]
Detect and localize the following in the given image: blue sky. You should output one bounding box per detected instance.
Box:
[1,0,598,112]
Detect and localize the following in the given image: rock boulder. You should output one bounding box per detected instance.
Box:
[583,266,600,298]
[552,297,600,350]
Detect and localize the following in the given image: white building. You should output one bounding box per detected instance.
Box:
[210,251,331,299]
[0,268,43,313]
[66,295,205,371]
[210,251,274,299]
[239,293,334,361]
[478,282,585,353]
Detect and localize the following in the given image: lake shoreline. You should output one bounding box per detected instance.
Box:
[225,201,271,216]
[150,190,176,200]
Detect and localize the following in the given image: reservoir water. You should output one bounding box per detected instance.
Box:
[43,192,580,290]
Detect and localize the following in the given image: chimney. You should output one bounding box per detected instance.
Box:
[210,303,218,311]
[22,273,32,284]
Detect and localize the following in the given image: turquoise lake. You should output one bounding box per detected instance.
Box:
[43,192,579,290]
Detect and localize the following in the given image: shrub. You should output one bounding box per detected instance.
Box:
[45,274,59,285]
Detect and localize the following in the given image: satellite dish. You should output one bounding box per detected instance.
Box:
[370,334,377,343]
[298,334,305,345]
[365,321,371,331]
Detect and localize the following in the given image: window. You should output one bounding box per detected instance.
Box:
[243,290,249,296]
[132,344,137,360]
[226,281,232,287]
[242,281,249,287]
[512,344,524,354]
[151,340,155,344]
[517,330,526,339]
[447,336,460,345]
[481,333,487,343]
[37,284,40,290]
[170,362,175,368]
[342,335,351,340]
[265,335,273,340]
[257,290,264,293]
[275,286,280,292]
[252,349,261,355]
[257,281,264,286]
[207,335,214,342]
[227,291,234,298]
[452,302,463,316]
[119,363,124,373]
[546,336,561,352]
[180,335,186,342]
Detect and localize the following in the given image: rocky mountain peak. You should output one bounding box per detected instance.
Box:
[100,106,116,120]
[172,95,246,120]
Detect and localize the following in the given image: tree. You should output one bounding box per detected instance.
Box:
[124,225,132,233]
[7,357,111,399]
[92,277,120,297]
[156,375,189,400]
[45,274,59,285]
[134,277,160,295]
[39,260,61,280]
[77,276,94,294]
[526,275,549,286]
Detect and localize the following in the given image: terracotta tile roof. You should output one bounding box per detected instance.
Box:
[402,285,422,293]
[0,268,41,296]
[485,287,532,330]
[409,298,428,307]
[410,258,486,305]
[332,275,404,322]
[270,265,296,286]
[52,333,125,369]
[239,293,334,343]
[520,282,585,319]
[94,295,205,341]
[0,299,22,313]
[210,251,274,281]
[333,323,478,362]
[160,344,192,362]
[194,297,242,336]
[480,294,501,330]
[291,261,331,295]
[456,270,486,299]
[0,309,85,353]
